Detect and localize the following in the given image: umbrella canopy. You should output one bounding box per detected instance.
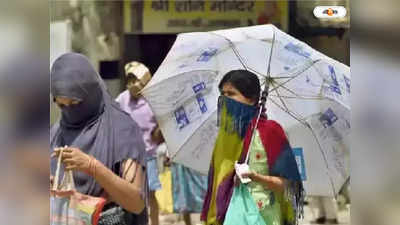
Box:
[142,24,350,196]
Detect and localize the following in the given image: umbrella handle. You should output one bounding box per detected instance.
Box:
[260,80,269,110]
[260,90,268,107]
[260,75,270,108]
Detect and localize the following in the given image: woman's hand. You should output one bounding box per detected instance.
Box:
[52,147,92,174]
[151,126,164,145]
[242,171,258,183]
[233,174,240,187]
[164,157,171,167]
[242,171,285,192]
[50,175,54,189]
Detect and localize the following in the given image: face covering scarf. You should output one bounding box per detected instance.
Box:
[201,96,257,225]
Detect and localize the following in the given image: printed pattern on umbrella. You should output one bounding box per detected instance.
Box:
[226,28,350,196]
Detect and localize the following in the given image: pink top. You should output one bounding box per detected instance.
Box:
[116,90,158,158]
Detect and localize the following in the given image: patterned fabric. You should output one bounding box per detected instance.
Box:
[171,163,208,213]
[51,158,106,225]
[146,157,162,191]
[201,96,257,225]
[98,206,127,225]
[50,190,106,225]
[222,183,266,225]
[247,130,282,225]
[242,118,304,225]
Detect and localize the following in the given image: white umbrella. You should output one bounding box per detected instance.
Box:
[142,24,350,196]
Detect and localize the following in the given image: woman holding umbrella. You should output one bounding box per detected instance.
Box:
[201,70,304,225]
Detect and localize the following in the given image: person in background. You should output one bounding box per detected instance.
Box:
[116,61,162,225]
[50,53,147,225]
[155,130,208,225]
[310,196,339,224]
[171,162,208,225]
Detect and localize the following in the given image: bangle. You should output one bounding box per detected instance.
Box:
[92,158,97,180]
[88,155,97,179]
[88,156,93,176]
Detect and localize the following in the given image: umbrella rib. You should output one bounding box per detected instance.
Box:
[209,32,249,70]
[209,32,269,78]
[268,73,339,102]
[222,39,271,78]
[274,82,324,100]
[266,28,276,78]
[271,81,292,115]
[270,79,346,104]
[269,73,302,93]
[268,94,326,100]
[268,97,308,126]
[271,82,307,122]
[230,42,249,70]
[273,81,301,98]
[246,67,267,77]
[269,60,320,93]
[269,76,297,79]
[271,81,309,120]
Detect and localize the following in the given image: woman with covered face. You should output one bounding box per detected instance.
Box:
[50,53,148,224]
[201,70,304,225]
